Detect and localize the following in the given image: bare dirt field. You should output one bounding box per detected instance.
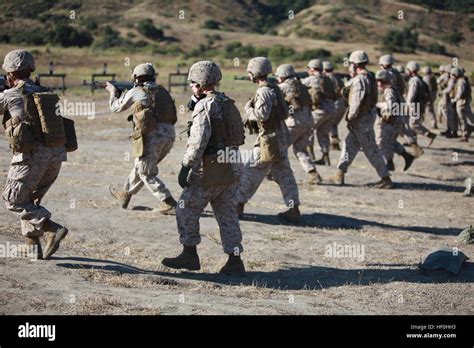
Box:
[0,86,473,315]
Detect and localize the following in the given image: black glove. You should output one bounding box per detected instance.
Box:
[178,165,192,188]
[347,119,355,132]
[187,94,206,111]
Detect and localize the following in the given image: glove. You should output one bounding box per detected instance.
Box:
[245,99,254,112]
[178,165,192,188]
[347,119,355,132]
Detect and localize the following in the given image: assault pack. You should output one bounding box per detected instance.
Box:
[3,81,77,153]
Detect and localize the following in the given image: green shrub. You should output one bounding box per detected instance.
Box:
[48,24,93,47]
[423,43,448,55]
[202,20,221,30]
[137,19,164,41]
[383,28,418,53]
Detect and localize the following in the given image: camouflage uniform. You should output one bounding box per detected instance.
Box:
[438,71,456,132]
[406,75,431,136]
[278,77,315,173]
[110,82,175,202]
[337,70,389,178]
[177,92,243,254]
[326,71,346,141]
[301,73,335,155]
[422,72,438,128]
[1,79,67,237]
[374,87,405,161]
[453,76,474,137]
[237,84,300,208]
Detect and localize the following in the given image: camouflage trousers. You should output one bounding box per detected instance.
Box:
[287,125,315,173]
[125,133,174,202]
[399,117,418,145]
[311,109,333,154]
[176,169,243,255]
[337,112,389,178]
[455,101,474,136]
[409,107,431,136]
[424,99,438,127]
[2,149,64,237]
[374,117,405,161]
[237,146,300,208]
[330,98,347,139]
[439,98,457,132]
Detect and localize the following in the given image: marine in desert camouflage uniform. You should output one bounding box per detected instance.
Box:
[162,60,245,274]
[421,66,438,129]
[275,63,322,184]
[301,59,336,166]
[451,67,474,142]
[1,50,68,260]
[438,64,458,138]
[236,57,301,223]
[329,50,392,189]
[107,63,177,214]
[324,61,346,151]
[405,61,437,146]
[374,70,415,172]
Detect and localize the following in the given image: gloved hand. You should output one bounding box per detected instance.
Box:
[245,99,254,113]
[178,165,192,188]
[347,119,355,132]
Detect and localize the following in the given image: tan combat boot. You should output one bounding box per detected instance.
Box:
[410,143,424,158]
[307,170,323,185]
[162,246,201,271]
[157,196,177,215]
[278,206,301,223]
[219,254,245,274]
[328,169,345,186]
[109,185,131,209]
[373,176,394,189]
[25,236,43,260]
[42,220,68,260]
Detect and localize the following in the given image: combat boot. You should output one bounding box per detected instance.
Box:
[410,143,424,158]
[401,151,415,171]
[386,159,395,171]
[25,236,42,260]
[237,202,245,218]
[219,254,245,274]
[307,170,323,185]
[157,196,177,215]
[162,246,201,271]
[440,129,450,136]
[328,169,345,186]
[373,176,393,189]
[42,220,68,260]
[278,206,301,223]
[314,153,331,166]
[109,185,131,209]
[427,132,436,146]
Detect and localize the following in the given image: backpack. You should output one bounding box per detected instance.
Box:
[211,92,245,147]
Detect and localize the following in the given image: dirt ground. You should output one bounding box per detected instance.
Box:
[0,88,473,315]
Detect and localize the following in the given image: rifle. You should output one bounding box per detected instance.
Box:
[82,80,135,94]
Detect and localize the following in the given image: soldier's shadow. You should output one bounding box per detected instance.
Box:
[239,212,462,236]
[55,257,474,291]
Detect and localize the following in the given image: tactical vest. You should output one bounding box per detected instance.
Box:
[142,85,177,124]
[258,81,288,133]
[461,77,472,102]
[413,76,432,107]
[284,78,312,112]
[205,92,245,154]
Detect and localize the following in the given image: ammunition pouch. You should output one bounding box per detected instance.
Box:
[259,132,281,164]
[130,129,144,158]
[202,153,235,188]
[4,116,36,153]
[132,102,158,136]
